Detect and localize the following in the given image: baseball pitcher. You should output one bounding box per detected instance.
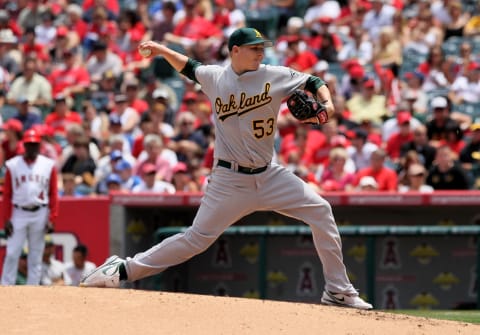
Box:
[81,28,372,310]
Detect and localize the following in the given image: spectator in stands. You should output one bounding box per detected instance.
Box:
[151,1,177,42]
[398,163,434,193]
[440,120,465,158]
[448,62,480,104]
[58,172,85,197]
[134,133,175,182]
[337,28,373,66]
[419,46,454,92]
[107,113,133,154]
[64,244,97,286]
[340,60,367,100]
[63,4,88,43]
[353,148,398,191]
[304,0,341,31]
[347,128,378,172]
[11,97,42,131]
[48,49,91,98]
[426,145,470,190]
[406,8,444,55]
[60,123,101,168]
[345,78,389,125]
[163,0,223,54]
[171,161,200,192]
[35,9,56,47]
[83,100,109,143]
[442,1,470,41]
[396,149,422,187]
[356,175,379,191]
[362,0,396,42]
[17,0,47,31]
[464,3,480,37]
[0,28,20,76]
[319,147,355,191]
[86,40,123,82]
[61,135,97,195]
[123,77,148,115]
[132,163,176,193]
[168,111,208,163]
[44,94,83,137]
[110,93,140,140]
[400,71,428,116]
[7,57,52,109]
[426,96,455,144]
[279,125,318,168]
[372,26,402,77]
[386,111,414,163]
[382,104,423,142]
[283,35,318,73]
[114,158,142,191]
[212,0,246,37]
[400,124,437,171]
[459,123,480,174]
[0,118,23,162]
[40,235,70,285]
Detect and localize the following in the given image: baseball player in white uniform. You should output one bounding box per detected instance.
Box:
[1,129,58,285]
[81,28,372,310]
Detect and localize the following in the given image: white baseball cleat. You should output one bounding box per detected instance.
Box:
[321,290,373,310]
[80,255,124,288]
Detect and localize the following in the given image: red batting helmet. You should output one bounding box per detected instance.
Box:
[23,129,41,143]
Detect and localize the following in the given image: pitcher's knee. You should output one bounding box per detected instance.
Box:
[185,227,219,253]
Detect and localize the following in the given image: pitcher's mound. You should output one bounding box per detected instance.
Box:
[1,286,478,335]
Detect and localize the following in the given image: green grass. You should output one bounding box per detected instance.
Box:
[388,310,480,324]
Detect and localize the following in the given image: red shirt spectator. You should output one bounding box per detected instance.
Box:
[353,149,398,191]
[1,119,24,161]
[284,36,318,72]
[44,95,83,136]
[82,0,120,16]
[48,50,91,97]
[385,112,414,161]
[280,126,325,167]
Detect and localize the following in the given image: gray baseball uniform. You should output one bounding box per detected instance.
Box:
[124,63,357,295]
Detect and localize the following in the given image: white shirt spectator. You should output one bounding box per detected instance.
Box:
[382,116,423,142]
[347,142,379,171]
[41,257,71,285]
[362,4,396,41]
[304,0,341,27]
[450,76,480,103]
[64,260,96,286]
[337,39,373,65]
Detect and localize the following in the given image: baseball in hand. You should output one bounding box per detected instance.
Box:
[139,47,152,57]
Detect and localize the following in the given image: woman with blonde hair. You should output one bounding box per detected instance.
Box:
[319,147,355,191]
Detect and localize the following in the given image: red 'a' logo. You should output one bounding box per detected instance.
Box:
[296,262,317,297]
[380,238,401,269]
[382,286,399,310]
[212,238,232,268]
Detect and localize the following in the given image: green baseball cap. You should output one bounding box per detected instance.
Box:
[228,28,273,51]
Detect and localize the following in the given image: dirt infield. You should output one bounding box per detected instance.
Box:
[1,286,478,335]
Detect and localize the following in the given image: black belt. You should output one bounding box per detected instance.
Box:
[217,159,268,174]
[14,204,46,212]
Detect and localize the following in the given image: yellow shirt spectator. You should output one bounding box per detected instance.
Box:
[345,79,389,125]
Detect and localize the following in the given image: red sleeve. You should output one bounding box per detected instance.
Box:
[48,167,59,224]
[2,168,12,223]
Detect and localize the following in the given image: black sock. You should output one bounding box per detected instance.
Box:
[119,263,128,281]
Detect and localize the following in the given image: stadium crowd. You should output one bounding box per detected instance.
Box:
[0,0,479,195]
